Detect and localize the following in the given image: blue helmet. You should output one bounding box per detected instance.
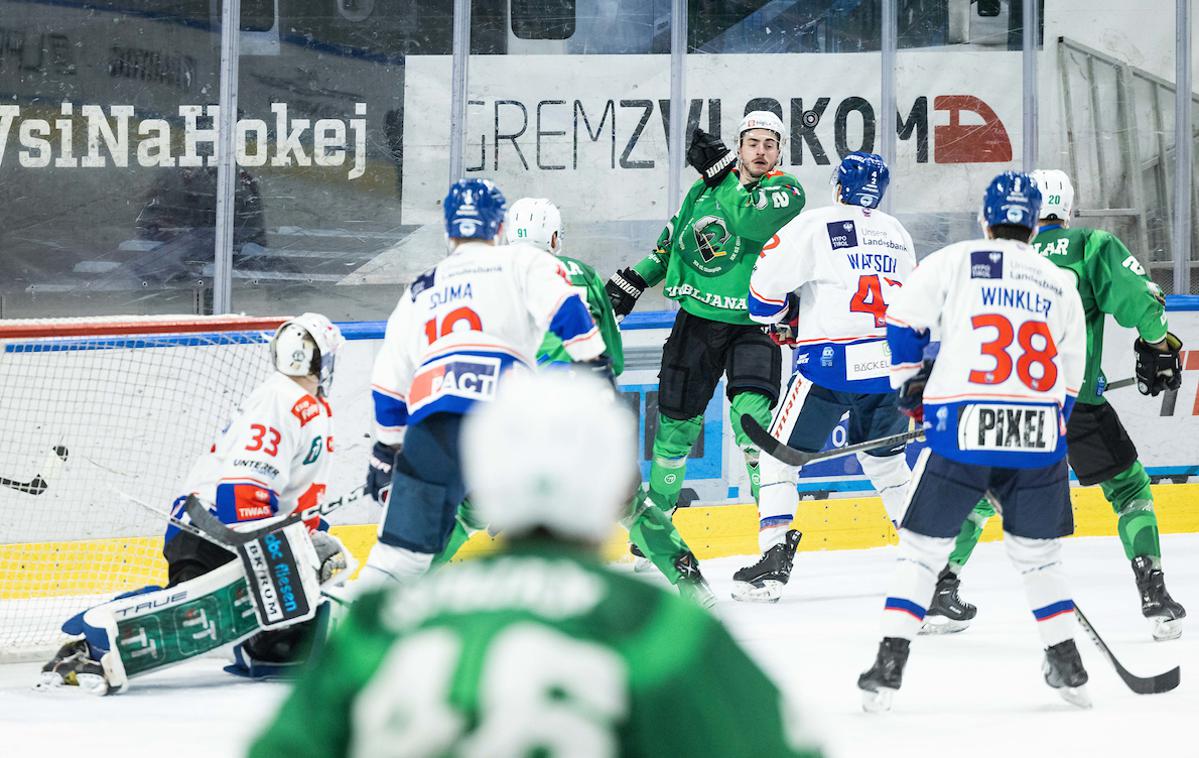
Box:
[834,152,889,208]
[981,171,1042,230]
[444,178,507,241]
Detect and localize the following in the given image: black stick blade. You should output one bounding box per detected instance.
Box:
[1075,605,1181,695]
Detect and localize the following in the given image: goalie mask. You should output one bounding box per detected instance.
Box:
[463,372,636,544]
[504,197,563,255]
[270,312,345,396]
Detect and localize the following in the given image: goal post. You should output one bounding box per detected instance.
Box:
[0,315,289,660]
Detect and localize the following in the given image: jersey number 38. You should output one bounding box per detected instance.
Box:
[968,314,1059,391]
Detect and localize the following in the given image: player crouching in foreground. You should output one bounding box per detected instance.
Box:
[858,173,1092,711]
[249,372,822,758]
[37,314,350,695]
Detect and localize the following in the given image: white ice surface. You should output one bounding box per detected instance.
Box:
[2,534,1195,757]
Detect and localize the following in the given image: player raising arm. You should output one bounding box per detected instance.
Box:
[250,372,822,758]
[857,173,1091,711]
[39,314,349,693]
[925,169,1186,640]
[736,152,916,602]
[359,179,607,587]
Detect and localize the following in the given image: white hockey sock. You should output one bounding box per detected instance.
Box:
[356,541,434,593]
[757,444,800,553]
[856,451,912,525]
[881,530,954,640]
[759,516,793,553]
[1006,534,1075,648]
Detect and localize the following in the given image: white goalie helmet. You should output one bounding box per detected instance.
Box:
[504,197,563,255]
[1031,169,1075,221]
[738,110,787,147]
[270,312,345,396]
[463,372,637,544]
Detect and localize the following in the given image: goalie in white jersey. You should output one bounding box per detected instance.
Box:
[361,178,607,585]
[857,172,1090,712]
[737,152,916,602]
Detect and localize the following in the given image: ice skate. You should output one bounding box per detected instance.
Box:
[1131,557,1186,641]
[629,542,654,573]
[1042,639,1091,708]
[857,637,910,713]
[34,639,110,695]
[731,529,802,603]
[919,567,977,635]
[674,551,716,610]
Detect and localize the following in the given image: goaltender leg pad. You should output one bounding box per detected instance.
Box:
[236,520,322,631]
[1065,401,1138,486]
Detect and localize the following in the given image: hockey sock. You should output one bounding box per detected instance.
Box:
[856,451,912,525]
[431,499,486,567]
[730,391,774,503]
[881,530,953,640]
[1101,461,1160,562]
[624,491,692,585]
[648,413,703,512]
[1006,534,1075,648]
[947,498,995,573]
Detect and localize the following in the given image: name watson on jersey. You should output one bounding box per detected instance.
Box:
[0,102,367,179]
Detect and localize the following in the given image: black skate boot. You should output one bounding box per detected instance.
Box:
[674,551,716,610]
[920,566,977,635]
[1042,639,1091,708]
[1132,556,1186,641]
[857,637,910,713]
[731,529,802,603]
[35,639,110,695]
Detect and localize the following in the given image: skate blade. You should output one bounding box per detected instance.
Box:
[730,580,782,603]
[1152,617,1184,642]
[1055,684,1092,709]
[632,557,654,574]
[33,671,64,691]
[918,616,970,635]
[860,686,896,713]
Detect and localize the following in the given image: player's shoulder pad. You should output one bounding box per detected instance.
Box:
[409,265,438,301]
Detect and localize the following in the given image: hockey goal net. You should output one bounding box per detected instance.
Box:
[0,315,288,660]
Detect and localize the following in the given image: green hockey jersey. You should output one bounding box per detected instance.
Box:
[538,255,625,376]
[249,541,820,758]
[633,169,805,325]
[1032,224,1168,404]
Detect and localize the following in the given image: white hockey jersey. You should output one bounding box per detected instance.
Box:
[748,204,916,393]
[371,240,604,444]
[167,372,334,539]
[886,238,1086,468]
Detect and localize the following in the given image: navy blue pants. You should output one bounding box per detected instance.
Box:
[901,450,1073,540]
[379,413,466,554]
[774,377,909,457]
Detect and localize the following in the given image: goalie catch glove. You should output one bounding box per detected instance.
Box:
[605,267,648,321]
[366,441,399,506]
[1134,332,1183,396]
[897,360,934,424]
[687,128,737,189]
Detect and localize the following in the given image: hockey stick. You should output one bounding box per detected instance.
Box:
[741,415,924,467]
[0,445,69,495]
[1104,376,1136,392]
[1074,604,1180,694]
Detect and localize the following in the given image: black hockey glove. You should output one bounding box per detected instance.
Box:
[897,360,934,424]
[1134,332,1183,396]
[605,267,648,321]
[366,441,400,506]
[764,294,801,347]
[687,128,737,188]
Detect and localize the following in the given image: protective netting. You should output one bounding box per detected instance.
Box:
[0,316,283,658]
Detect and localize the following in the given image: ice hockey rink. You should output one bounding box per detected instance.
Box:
[1,533,1194,758]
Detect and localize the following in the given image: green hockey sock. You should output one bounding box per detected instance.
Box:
[648,413,703,512]
[730,391,773,502]
[623,490,691,585]
[1101,461,1160,561]
[947,498,996,573]
[431,499,485,567]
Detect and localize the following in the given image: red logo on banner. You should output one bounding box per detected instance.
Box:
[934,95,1013,164]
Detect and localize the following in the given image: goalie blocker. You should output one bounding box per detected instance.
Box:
[37,509,351,695]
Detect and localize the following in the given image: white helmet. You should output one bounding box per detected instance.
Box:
[738,110,786,147]
[463,372,637,544]
[504,197,562,255]
[270,312,345,396]
[1031,169,1075,221]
